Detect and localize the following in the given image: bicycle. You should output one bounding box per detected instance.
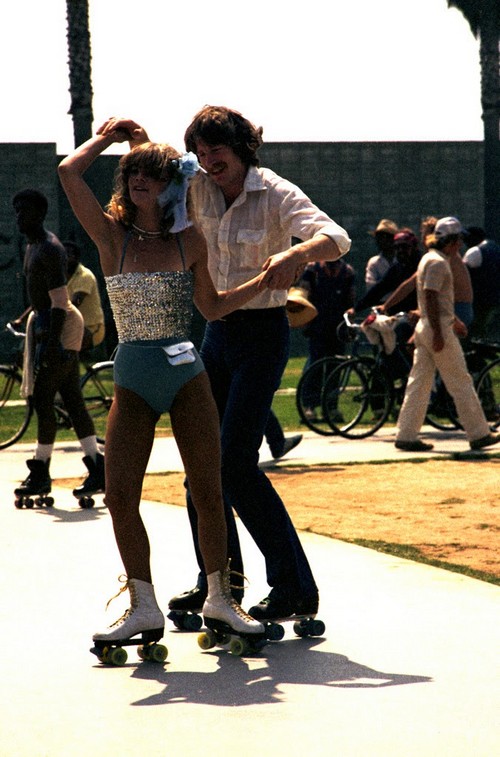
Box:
[319,312,416,438]
[0,323,114,449]
[295,312,376,436]
[475,345,500,431]
[427,340,500,432]
[321,313,500,439]
[318,311,466,439]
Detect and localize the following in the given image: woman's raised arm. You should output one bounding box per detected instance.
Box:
[58,130,126,273]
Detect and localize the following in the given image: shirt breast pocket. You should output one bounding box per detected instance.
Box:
[237,229,266,269]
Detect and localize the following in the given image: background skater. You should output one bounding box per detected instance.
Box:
[12,189,105,508]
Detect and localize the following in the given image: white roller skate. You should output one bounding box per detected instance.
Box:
[90,577,167,665]
[198,564,266,656]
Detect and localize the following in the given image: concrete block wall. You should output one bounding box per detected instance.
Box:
[260,140,484,291]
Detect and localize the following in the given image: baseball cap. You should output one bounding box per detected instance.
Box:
[434,216,463,239]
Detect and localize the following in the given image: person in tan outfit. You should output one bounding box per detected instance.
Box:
[395,217,499,453]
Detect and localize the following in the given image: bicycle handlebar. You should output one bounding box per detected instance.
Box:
[342,308,408,330]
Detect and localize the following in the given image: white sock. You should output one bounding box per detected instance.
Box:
[35,443,53,462]
[79,435,98,460]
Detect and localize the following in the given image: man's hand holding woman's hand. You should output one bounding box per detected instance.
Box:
[261,249,303,290]
[96,117,150,147]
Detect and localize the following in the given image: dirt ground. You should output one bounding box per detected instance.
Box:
[142,459,500,582]
[61,458,499,582]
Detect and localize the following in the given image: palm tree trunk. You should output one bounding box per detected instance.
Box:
[479,0,500,240]
[66,0,93,147]
[448,1,500,240]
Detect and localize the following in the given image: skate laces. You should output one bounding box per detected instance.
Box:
[226,559,249,593]
[104,575,137,627]
[223,562,257,622]
[104,575,138,610]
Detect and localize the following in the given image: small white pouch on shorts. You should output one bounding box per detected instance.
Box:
[163,341,196,366]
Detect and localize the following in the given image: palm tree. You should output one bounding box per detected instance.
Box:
[448,1,500,240]
[65,0,93,147]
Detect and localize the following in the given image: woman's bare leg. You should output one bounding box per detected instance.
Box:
[170,372,228,576]
[104,385,159,582]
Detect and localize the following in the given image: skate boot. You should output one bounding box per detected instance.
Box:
[198,565,266,656]
[91,576,167,665]
[248,588,325,641]
[167,583,207,631]
[168,575,243,631]
[72,453,105,508]
[14,459,53,509]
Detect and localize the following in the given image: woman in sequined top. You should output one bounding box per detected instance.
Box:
[58,121,267,644]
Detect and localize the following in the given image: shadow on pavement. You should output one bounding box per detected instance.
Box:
[128,638,432,707]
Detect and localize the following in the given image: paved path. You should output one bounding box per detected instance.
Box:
[1,430,498,757]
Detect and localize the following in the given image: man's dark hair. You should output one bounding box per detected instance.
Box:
[464,226,486,247]
[63,240,81,261]
[12,188,48,217]
[434,234,461,250]
[184,105,263,167]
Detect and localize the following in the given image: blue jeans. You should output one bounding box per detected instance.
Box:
[186,308,318,600]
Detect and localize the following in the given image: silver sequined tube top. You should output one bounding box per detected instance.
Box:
[105,271,194,342]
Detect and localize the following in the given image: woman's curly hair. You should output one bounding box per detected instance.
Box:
[107,142,182,236]
[184,105,263,167]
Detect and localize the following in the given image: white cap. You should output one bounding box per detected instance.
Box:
[434,216,463,238]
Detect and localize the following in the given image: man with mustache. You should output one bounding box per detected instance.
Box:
[104,108,351,625]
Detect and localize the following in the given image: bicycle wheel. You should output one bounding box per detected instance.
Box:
[322,357,394,439]
[0,367,33,449]
[296,357,345,435]
[475,356,500,431]
[80,361,114,444]
[425,373,461,431]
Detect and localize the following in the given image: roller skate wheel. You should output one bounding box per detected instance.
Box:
[44,496,54,507]
[108,646,128,666]
[97,645,110,663]
[138,643,168,662]
[90,647,104,662]
[150,643,168,662]
[266,622,285,641]
[311,619,325,636]
[198,630,216,650]
[229,637,249,656]
[14,498,23,509]
[79,496,94,509]
[293,620,310,637]
[184,613,203,631]
[25,498,35,509]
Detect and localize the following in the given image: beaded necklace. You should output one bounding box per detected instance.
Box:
[132,223,162,241]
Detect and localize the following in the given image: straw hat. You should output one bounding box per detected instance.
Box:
[369,218,398,236]
[286,287,318,328]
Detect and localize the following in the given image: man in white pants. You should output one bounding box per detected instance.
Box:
[395,216,499,452]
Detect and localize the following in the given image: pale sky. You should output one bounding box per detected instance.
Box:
[3,0,482,154]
